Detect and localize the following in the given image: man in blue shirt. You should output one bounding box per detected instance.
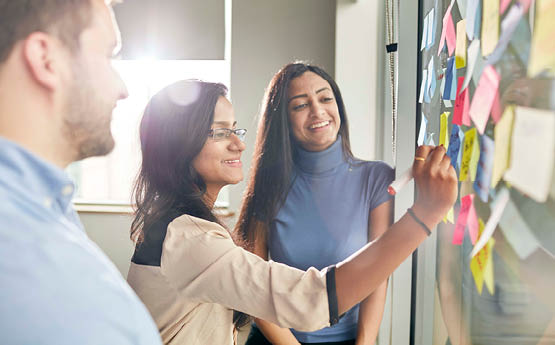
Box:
[0,1,161,343]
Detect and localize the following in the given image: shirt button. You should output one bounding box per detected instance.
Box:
[61,185,74,196]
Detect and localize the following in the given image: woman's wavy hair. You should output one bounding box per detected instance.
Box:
[235,62,354,250]
[130,79,249,328]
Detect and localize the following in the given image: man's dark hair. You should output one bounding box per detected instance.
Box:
[0,0,95,63]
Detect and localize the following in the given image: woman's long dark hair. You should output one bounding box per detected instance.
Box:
[130,79,249,328]
[235,62,355,250]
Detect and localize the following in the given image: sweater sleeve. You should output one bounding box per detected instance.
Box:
[367,161,395,211]
[160,215,338,332]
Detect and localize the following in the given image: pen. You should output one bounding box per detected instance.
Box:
[388,168,413,195]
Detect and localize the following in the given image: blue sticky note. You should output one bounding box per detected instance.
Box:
[443,57,456,100]
[473,135,494,202]
[447,124,461,171]
[418,114,428,146]
[474,0,482,40]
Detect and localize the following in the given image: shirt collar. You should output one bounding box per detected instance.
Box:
[294,135,345,174]
[0,136,76,214]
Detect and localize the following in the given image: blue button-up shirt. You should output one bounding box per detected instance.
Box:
[0,137,161,345]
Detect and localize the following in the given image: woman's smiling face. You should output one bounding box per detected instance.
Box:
[287,71,341,152]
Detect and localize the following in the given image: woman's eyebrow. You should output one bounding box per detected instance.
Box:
[212,121,237,127]
[288,87,331,103]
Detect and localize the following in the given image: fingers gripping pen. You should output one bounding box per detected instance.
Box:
[387,168,413,195]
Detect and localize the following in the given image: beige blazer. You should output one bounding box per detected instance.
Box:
[127,215,335,345]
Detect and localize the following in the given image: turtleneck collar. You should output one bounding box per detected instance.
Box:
[294,135,346,174]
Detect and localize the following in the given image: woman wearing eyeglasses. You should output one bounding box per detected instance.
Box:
[126,79,458,345]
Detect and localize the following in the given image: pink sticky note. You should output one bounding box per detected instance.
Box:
[453,194,473,245]
[445,14,457,56]
[469,65,500,134]
[491,91,502,123]
[500,0,511,14]
[462,91,471,126]
[467,195,479,244]
[453,77,466,125]
[438,0,456,56]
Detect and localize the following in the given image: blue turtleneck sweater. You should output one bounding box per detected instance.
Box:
[266,136,394,342]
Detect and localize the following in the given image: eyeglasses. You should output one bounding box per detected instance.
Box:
[208,128,247,142]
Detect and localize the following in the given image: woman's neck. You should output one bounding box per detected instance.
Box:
[203,185,221,209]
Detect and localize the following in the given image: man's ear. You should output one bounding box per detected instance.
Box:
[22,32,65,92]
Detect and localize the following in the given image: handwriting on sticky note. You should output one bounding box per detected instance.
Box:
[481,0,500,56]
[440,112,450,150]
[528,0,555,77]
[470,218,495,295]
[456,19,467,68]
[460,128,480,181]
[504,106,555,202]
[473,135,494,202]
[447,124,462,171]
[469,65,500,134]
[453,77,466,125]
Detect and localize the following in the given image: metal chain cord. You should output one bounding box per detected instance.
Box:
[385,0,400,165]
[385,0,399,343]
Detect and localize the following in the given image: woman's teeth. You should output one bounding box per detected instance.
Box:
[309,121,330,129]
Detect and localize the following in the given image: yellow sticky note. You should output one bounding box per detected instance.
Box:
[443,207,455,224]
[470,219,495,295]
[460,128,480,181]
[491,106,514,188]
[455,19,467,68]
[528,0,555,77]
[481,0,499,57]
[440,112,450,150]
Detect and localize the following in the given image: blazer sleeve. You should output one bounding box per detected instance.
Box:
[159,215,338,332]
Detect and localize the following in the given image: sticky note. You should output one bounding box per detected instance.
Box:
[438,0,457,56]
[419,69,428,103]
[460,128,480,181]
[443,58,455,100]
[487,4,524,65]
[491,106,514,188]
[474,135,494,202]
[471,187,510,258]
[453,76,470,125]
[453,194,473,245]
[444,207,455,224]
[421,12,429,51]
[447,124,462,171]
[469,65,500,134]
[462,39,480,91]
[470,219,495,295]
[481,0,500,57]
[499,197,540,260]
[510,16,531,66]
[426,132,436,146]
[440,112,450,150]
[457,0,468,15]
[500,0,511,13]
[472,48,487,88]
[466,0,480,40]
[427,58,437,102]
[427,8,436,49]
[528,0,555,77]
[418,114,428,146]
[467,196,479,244]
[455,20,467,68]
[490,91,502,124]
[504,107,555,203]
[474,0,482,39]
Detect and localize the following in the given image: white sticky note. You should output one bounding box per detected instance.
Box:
[466,0,480,40]
[427,8,436,49]
[463,40,481,91]
[421,13,429,51]
[419,69,428,103]
[471,187,510,258]
[504,107,555,203]
[418,114,428,146]
[499,197,540,260]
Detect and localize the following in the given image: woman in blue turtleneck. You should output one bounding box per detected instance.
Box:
[237,62,394,345]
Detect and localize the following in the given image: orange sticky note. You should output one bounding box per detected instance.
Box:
[469,65,500,134]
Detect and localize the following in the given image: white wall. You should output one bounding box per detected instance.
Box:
[336,0,386,161]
